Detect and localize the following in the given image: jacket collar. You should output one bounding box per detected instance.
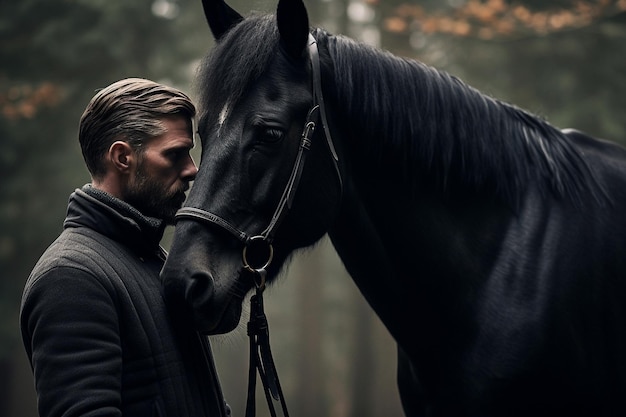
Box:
[64,184,166,257]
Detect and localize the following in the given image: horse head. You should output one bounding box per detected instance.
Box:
[161,0,342,334]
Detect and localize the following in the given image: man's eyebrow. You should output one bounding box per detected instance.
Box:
[163,143,193,154]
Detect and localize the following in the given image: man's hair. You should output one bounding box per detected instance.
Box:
[79,78,196,179]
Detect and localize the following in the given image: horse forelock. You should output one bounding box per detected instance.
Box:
[317,31,605,206]
[195,14,279,130]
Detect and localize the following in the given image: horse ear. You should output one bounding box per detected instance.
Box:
[202,0,243,40]
[277,0,310,58]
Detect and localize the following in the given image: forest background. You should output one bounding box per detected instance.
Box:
[2,0,624,416]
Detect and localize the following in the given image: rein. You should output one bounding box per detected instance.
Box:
[243,269,289,417]
[175,34,341,417]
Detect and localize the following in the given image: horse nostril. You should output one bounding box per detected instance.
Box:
[161,263,215,316]
[186,269,216,311]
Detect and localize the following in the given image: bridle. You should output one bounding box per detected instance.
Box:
[176,33,341,254]
[175,34,342,417]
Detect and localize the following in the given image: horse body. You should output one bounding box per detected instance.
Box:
[333,158,626,415]
[161,1,626,415]
[329,115,626,414]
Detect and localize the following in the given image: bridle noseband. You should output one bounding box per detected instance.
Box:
[174,34,342,417]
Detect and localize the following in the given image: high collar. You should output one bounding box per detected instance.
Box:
[64,184,166,257]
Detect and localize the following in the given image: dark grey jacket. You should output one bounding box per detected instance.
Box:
[20,185,229,417]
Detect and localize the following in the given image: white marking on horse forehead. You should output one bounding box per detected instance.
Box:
[217,101,231,137]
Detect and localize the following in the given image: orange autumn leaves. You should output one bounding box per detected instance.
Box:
[1,82,62,121]
[384,0,626,39]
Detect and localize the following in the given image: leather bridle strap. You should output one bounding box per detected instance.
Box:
[259,104,319,241]
[308,33,342,192]
[261,34,341,241]
[174,206,248,242]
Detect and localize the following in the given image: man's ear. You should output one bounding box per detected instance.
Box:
[108,141,134,173]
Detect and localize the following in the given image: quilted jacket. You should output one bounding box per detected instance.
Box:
[20,185,229,417]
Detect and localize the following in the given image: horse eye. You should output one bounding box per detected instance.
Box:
[259,128,284,144]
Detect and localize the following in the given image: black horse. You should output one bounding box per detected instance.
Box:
[161,0,626,415]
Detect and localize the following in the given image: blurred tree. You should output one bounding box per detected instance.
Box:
[293,251,326,417]
[384,0,625,39]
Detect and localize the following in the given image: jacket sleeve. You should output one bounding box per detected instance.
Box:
[20,266,123,417]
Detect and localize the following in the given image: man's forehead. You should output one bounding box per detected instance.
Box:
[148,118,195,149]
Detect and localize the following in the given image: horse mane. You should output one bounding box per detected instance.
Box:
[195,13,605,207]
[315,29,606,206]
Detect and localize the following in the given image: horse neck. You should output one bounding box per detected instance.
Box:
[319,39,515,321]
[327,168,514,346]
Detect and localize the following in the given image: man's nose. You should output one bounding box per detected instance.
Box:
[182,155,198,181]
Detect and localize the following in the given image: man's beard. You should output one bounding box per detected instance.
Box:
[123,165,187,225]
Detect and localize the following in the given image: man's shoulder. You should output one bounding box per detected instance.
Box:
[35,227,114,268]
[26,226,134,293]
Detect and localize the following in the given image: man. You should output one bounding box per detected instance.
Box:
[20,78,229,416]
